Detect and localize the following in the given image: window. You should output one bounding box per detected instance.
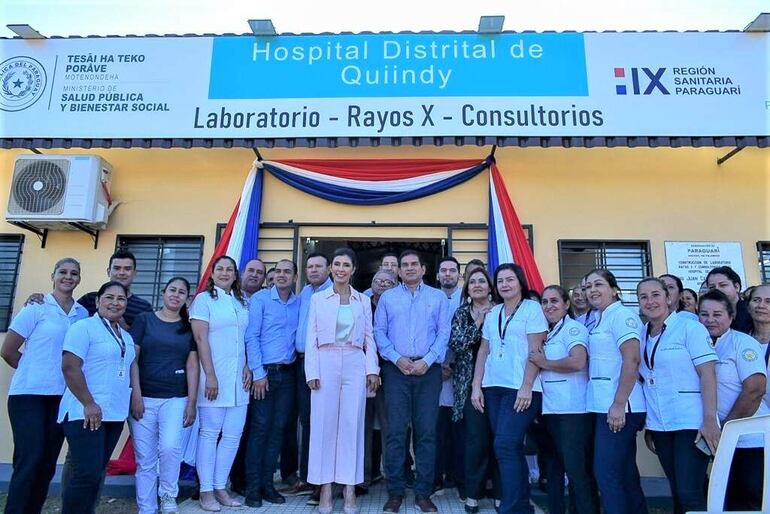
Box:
[0,235,24,331]
[116,236,204,309]
[558,240,652,306]
[758,242,770,284]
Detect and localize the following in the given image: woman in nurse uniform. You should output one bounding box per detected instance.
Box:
[582,269,648,514]
[747,284,770,409]
[700,289,769,511]
[190,255,251,512]
[471,263,547,514]
[1,258,88,514]
[58,281,136,514]
[305,247,380,514]
[636,278,720,514]
[528,285,599,514]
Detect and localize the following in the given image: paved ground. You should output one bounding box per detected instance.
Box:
[177,484,536,513]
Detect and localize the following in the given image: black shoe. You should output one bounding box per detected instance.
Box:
[355,485,369,496]
[244,495,263,508]
[464,505,479,514]
[261,486,286,504]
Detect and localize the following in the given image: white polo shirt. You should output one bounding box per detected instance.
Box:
[481,299,547,391]
[8,294,88,396]
[586,301,646,414]
[190,287,250,408]
[714,329,770,448]
[58,315,136,423]
[541,316,589,414]
[640,312,718,431]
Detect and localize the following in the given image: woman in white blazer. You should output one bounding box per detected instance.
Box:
[305,247,380,514]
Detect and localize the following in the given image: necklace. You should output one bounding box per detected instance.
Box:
[156,309,181,322]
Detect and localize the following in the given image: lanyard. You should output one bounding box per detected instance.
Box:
[99,316,126,359]
[765,343,770,367]
[643,323,667,370]
[546,316,568,343]
[498,300,522,340]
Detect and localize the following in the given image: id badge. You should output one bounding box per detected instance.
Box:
[647,371,656,387]
[117,359,126,380]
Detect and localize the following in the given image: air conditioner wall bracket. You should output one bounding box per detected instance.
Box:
[67,222,100,249]
[8,221,48,248]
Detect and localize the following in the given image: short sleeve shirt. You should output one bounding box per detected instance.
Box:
[541,316,589,414]
[481,299,547,391]
[714,329,770,448]
[190,288,250,408]
[586,301,646,413]
[130,312,197,399]
[640,312,718,431]
[8,294,89,395]
[58,315,136,422]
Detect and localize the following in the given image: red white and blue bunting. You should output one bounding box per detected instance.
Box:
[198,157,544,292]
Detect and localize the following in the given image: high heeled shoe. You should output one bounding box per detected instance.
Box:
[317,507,333,514]
[343,506,359,514]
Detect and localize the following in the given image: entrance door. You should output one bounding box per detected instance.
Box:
[307,239,444,290]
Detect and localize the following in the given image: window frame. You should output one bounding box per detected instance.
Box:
[557,239,653,306]
[0,234,25,332]
[758,241,770,284]
[115,235,205,309]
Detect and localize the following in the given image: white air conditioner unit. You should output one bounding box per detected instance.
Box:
[6,155,113,230]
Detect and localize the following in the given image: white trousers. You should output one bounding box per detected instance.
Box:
[196,405,247,492]
[128,396,187,514]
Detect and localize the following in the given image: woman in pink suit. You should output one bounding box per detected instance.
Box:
[305,247,381,514]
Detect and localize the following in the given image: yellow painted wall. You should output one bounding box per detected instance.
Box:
[0,144,768,474]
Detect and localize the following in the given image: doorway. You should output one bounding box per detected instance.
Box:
[304,239,444,290]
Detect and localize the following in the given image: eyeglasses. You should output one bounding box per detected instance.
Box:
[374,279,395,286]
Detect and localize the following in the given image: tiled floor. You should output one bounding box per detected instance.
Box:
[178,484,545,513]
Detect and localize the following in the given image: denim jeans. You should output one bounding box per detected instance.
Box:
[382,362,441,498]
[593,412,648,514]
[61,420,124,514]
[5,395,64,514]
[245,364,296,497]
[485,387,541,514]
[545,413,600,514]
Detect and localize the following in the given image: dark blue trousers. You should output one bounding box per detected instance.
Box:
[593,412,648,514]
[382,362,441,498]
[545,413,599,514]
[5,395,64,514]
[245,365,296,498]
[462,395,500,500]
[485,386,541,514]
[61,420,123,514]
[725,447,764,511]
[650,429,708,514]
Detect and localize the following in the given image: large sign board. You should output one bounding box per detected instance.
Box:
[1,32,768,138]
[664,241,747,292]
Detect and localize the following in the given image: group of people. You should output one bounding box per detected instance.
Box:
[1,247,768,514]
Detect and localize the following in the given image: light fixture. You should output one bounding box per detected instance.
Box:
[248,19,277,36]
[744,13,770,32]
[6,24,45,39]
[478,16,505,34]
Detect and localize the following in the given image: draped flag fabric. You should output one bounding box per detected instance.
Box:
[197,157,543,293]
[488,163,545,292]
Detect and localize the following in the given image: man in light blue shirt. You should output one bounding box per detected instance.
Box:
[283,252,332,496]
[243,259,300,507]
[375,250,450,513]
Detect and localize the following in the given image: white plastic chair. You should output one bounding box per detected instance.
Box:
[687,414,770,514]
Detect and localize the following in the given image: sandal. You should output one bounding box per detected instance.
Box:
[214,489,243,507]
[199,492,222,512]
